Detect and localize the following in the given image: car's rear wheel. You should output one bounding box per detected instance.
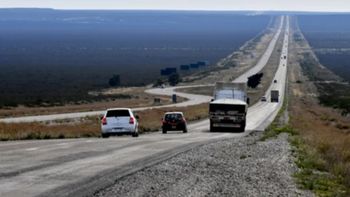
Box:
[162,129,167,134]
[132,127,139,137]
[101,133,109,138]
[183,128,188,133]
[132,132,139,137]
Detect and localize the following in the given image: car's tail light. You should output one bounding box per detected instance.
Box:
[129,117,135,124]
[101,117,107,125]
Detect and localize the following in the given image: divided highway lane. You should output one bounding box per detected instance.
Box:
[0,16,288,197]
[233,16,284,83]
[246,16,289,131]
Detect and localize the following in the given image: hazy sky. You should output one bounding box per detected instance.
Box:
[0,0,349,12]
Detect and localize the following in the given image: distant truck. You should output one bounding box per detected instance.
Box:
[209,82,249,132]
[271,90,279,102]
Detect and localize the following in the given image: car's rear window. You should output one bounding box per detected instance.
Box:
[165,113,183,121]
[106,110,130,117]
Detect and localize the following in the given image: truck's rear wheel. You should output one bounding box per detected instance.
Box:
[210,121,214,132]
[239,121,246,132]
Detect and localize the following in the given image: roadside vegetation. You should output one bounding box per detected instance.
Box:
[281,16,350,196]
[317,83,350,116]
[0,103,208,141]
[298,15,350,116]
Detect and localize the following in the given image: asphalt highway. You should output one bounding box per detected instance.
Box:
[0,16,289,197]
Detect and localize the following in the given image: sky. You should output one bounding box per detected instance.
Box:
[0,0,349,12]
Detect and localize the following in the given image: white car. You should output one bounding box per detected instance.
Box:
[101,108,139,138]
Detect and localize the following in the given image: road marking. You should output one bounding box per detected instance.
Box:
[25,147,39,151]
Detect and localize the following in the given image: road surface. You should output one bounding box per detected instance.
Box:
[0,16,289,197]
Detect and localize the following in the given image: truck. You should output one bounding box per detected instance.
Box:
[209,82,249,132]
[270,90,279,102]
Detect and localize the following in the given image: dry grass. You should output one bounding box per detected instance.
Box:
[0,117,100,141]
[0,87,182,118]
[288,17,350,196]
[290,96,350,185]
[0,103,209,141]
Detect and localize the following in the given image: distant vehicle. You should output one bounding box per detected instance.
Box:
[261,96,267,102]
[162,112,187,134]
[209,82,249,132]
[271,90,279,103]
[284,55,287,59]
[172,94,177,103]
[274,79,277,83]
[101,108,139,138]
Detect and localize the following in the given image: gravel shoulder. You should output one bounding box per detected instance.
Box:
[94,132,310,197]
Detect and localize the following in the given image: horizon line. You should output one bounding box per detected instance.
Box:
[0,7,350,13]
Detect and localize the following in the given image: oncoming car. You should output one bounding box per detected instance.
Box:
[162,112,187,134]
[101,108,139,138]
[261,96,267,102]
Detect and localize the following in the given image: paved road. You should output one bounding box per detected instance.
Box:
[233,16,284,83]
[246,17,289,131]
[0,16,289,197]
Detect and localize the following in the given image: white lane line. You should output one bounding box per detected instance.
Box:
[25,147,39,151]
